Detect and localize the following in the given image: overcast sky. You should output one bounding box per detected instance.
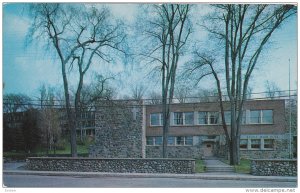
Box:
[2,3,298,99]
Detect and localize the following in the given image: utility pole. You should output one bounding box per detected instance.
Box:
[288,58,292,159]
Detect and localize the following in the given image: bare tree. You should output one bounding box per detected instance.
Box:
[77,73,115,141]
[3,93,32,113]
[147,91,162,104]
[130,84,146,100]
[173,80,194,103]
[264,80,281,98]
[186,4,296,165]
[37,84,61,155]
[139,4,192,157]
[28,4,126,156]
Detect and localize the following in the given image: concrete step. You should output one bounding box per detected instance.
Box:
[206,166,235,172]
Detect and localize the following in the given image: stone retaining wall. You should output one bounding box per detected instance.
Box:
[26,157,195,174]
[251,159,297,176]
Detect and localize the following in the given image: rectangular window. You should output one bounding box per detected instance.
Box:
[209,112,219,124]
[251,139,260,149]
[240,139,248,149]
[185,136,193,146]
[262,110,273,124]
[150,113,161,126]
[174,112,183,125]
[198,112,208,124]
[176,136,185,146]
[264,139,274,149]
[155,136,163,145]
[146,137,154,145]
[167,137,175,146]
[146,136,163,146]
[242,111,246,124]
[166,136,193,146]
[250,110,260,124]
[184,112,194,125]
[224,111,231,124]
[198,112,219,125]
[250,110,273,124]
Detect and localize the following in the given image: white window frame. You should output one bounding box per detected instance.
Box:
[263,139,274,150]
[150,113,163,126]
[146,136,163,146]
[239,139,248,150]
[249,109,273,124]
[173,112,184,125]
[172,112,194,126]
[250,139,261,150]
[198,111,220,125]
[184,112,194,125]
[167,136,193,146]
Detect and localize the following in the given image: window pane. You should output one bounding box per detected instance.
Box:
[240,139,248,149]
[150,113,160,126]
[198,112,208,124]
[262,110,273,124]
[174,112,183,125]
[146,137,154,145]
[155,136,163,145]
[264,139,274,149]
[185,136,193,146]
[176,136,184,146]
[224,111,231,124]
[168,137,175,145]
[251,139,260,149]
[185,112,194,125]
[209,112,219,124]
[250,110,260,124]
[242,111,246,124]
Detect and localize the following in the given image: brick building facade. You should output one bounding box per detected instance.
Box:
[90,99,290,159]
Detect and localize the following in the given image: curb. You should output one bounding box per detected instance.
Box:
[3,170,297,182]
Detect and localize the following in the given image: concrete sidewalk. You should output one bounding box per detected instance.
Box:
[3,170,297,182]
[3,162,297,182]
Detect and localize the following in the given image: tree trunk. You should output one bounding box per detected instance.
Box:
[62,64,77,157]
[162,83,169,158]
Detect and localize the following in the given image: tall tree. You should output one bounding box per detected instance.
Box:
[186,4,296,165]
[37,84,61,154]
[28,4,126,156]
[3,93,32,113]
[130,84,146,100]
[139,4,192,157]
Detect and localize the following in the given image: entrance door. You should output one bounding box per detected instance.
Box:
[203,143,213,157]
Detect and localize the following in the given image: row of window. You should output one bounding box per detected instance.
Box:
[146,136,193,146]
[150,110,273,126]
[147,136,275,150]
[240,139,274,150]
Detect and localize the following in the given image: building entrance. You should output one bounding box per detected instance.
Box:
[203,142,214,157]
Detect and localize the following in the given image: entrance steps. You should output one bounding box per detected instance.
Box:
[204,157,235,173]
[206,166,235,173]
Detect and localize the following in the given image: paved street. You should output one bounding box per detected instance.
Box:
[3,174,297,188]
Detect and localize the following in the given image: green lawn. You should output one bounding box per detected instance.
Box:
[4,143,90,160]
[223,159,251,173]
[45,143,89,154]
[195,159,205,173]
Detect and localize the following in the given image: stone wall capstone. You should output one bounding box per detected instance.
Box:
[26,157,195,174]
